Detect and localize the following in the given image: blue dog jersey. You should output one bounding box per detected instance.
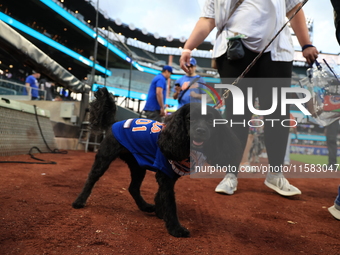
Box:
[112,119,177,178]
[112,119,207,178]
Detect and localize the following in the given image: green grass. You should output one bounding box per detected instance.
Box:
[290,154,331,165]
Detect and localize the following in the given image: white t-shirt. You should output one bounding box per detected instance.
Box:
[202,0,303,61]
[227,0,276,53]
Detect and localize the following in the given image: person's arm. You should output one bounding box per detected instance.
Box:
[190,91,202,99]
[190,87,202,99]
[288,4,319,65]
[25,82,31,96]
[190,77,206,99]
[173,84,181,99]
[156,87,165,116]
[331,0,340,44]
[180,17,215,72]
[293,127,298,135]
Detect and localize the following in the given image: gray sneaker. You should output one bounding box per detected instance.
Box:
[328,187,340,220]
[328,204,340,220]
[215,173,238,195]
[264,172,301,196]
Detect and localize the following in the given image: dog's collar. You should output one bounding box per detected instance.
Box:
[169,150,207,176]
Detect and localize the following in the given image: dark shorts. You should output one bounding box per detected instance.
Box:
[144,110,162,122]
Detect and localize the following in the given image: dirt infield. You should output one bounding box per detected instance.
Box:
[0,150,339,254]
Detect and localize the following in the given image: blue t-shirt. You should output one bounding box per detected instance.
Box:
[24,75,39,98]
[143,73,167,111]
[174,75,206,108]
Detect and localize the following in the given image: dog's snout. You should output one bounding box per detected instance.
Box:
[196,127,206,135]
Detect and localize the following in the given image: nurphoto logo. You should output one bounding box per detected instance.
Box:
[200,84,312,128]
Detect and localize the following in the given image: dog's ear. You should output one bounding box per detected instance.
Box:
[158,105,190,161]
[204,107,242,168]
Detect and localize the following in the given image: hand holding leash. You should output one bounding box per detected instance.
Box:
[180,49,192,73]
[302,45,319,66]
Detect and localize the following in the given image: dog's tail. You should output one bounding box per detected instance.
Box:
[89,87,117,131]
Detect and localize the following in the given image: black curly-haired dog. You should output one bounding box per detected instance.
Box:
[72,87,241,237]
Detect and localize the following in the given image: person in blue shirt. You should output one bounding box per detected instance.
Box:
[173,58,206,108]
[24,71,41,100]
[143,65,173,122]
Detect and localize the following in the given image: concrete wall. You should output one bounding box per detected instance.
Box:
[0,98,57,156]
[0,97,142,155]
[17,100,81,124]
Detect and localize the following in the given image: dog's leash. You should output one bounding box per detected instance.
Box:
[214,0,310,108]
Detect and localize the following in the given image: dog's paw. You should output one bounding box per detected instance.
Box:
[168,226,190,238]
[140,203,155,213]
[72,201,85,209]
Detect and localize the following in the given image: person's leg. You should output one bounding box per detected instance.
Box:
[217,47,259,172]
[331,0,340,44]
[240,133,254,165]
[46,87,53,101]
[254,57,301,196]
[326,120,339,166]
[224,82,254,165]
[255,57,291,169]
[144,110,162,122]
[215,47,258,194]
[239,133,254,172]
[284,132,292,165]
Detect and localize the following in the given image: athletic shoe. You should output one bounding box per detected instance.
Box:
[328,186,340,220]
[328,205,340,220]
[215,173,238,195]
[264,172,301,196]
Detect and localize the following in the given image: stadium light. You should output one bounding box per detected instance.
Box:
[141,28,148,35]
[166,35,173,42]
[115,18,122,26]
[179,36,186,43]
[129,23,136,30]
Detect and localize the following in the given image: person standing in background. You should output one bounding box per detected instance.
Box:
[25,71,40,100]
[325,120,340,169]
[173,57,206,108]
[143,65,173,122]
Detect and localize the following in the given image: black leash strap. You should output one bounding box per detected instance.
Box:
[177,76,201,104]
[0,105,67,164]
[33,105,67,155]
[0,147,57,164]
